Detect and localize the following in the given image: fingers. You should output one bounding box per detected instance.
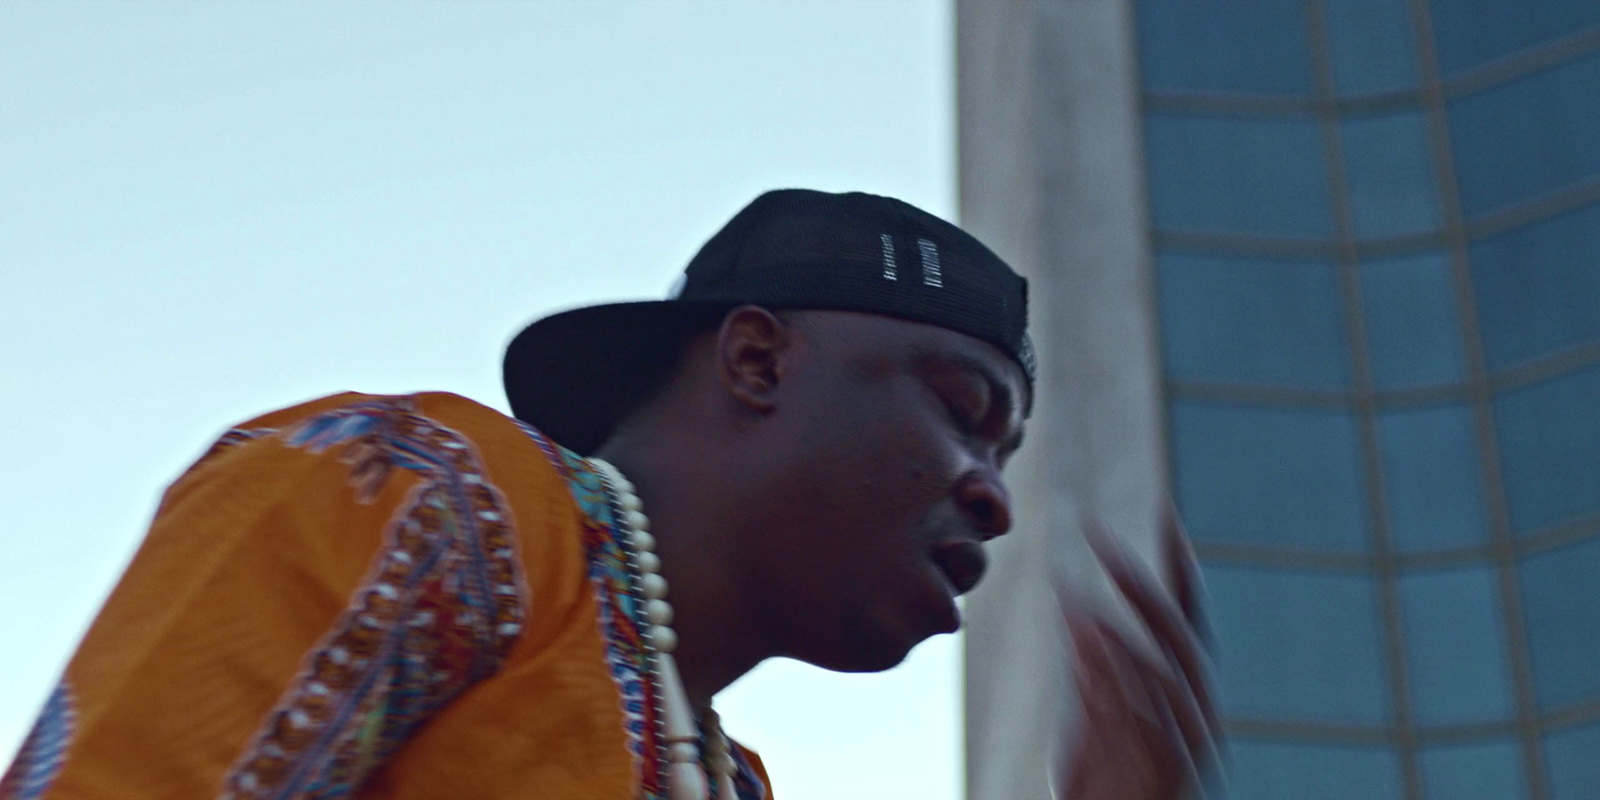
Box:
[1083,512,1224,799]
[1067,609,1209,757]
[1138,670,1208,800]
[1084,520,1217,733]
[1159,503,1199,623]
[1097,621,1213,774]
[1133,663,1206,799]
[1160,503,1212,648]
[1063,615,1172,792]
[1057,625,1134,797]
[1070,617,1201,800]
[1069,615,1160,726]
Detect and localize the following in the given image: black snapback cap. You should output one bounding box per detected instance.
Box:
[504,189,1033,454]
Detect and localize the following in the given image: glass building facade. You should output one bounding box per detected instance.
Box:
[1137,2,1600,798]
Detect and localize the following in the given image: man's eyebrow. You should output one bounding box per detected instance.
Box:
[913,346,1029,449]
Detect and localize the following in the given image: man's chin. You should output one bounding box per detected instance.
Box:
[800,627,927,674]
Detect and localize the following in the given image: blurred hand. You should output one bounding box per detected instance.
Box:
[1055,508,1220,800]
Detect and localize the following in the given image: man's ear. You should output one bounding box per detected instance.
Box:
[716,305,789,414]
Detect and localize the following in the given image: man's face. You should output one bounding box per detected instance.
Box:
[741,311,1028,673]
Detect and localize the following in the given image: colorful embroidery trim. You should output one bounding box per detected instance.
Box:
[0,683,75,800]
[519,423,671,800]
[220,400,528,800]
[728,747,766,800]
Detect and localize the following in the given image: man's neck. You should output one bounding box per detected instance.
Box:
[591,429,771,711]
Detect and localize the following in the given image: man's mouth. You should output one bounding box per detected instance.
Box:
[930,539,988,596]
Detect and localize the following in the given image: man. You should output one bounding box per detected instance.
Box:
[2,190,1215,799]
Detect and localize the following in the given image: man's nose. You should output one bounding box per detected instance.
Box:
[955,470,1013,541]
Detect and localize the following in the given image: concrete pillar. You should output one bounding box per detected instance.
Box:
[956,2,1168,797]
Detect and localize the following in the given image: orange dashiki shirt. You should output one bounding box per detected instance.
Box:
[0,392,771,800]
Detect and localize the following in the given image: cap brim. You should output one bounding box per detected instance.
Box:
[503,300,735,455]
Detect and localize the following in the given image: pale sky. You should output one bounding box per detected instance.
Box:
[0,2,962,798]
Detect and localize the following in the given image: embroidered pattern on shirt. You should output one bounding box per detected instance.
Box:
[192,426,278,471]
[520,422,670,800]
[0,683,76,800]
[523,425,772,800]
[220,399,527,800]
[729,747,767,800]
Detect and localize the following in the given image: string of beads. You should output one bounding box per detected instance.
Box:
[590,457,739,800]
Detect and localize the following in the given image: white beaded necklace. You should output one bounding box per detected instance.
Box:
[589,457,740,800]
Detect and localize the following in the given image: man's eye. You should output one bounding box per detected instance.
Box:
[944,397,983,435]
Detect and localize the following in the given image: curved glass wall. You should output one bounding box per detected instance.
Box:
[1136,2,1600,798]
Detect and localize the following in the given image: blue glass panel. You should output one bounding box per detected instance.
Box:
[1342,112,1441,239]
[1449,55,1600,217]
[1325,0,1420,95]
[1419,740,1527,800]
[1157,254,1349,388]
[1377,404,1490,552]
[1204,565,1390,724]
[1171,403,1369,552]
[1471,202,1600,370]
[1360,252,1467,389]
[1493,364,1600,533]
[1546,722,1600,800]
[1224,740,1402,800]
[1518,536,1600,710]
[1430,0,1600,75]
[1145,115,1332,237]
[1135,1,1314,95]
[1398,566,1515,724]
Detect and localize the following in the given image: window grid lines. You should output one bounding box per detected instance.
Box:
[1466,173,1600,242]
[1439,23,1600,99]
[1306,2,1423,796]
[1149,171,1600,261]
[1193,517,1600,572]
[1168,335,1600,411]
[1407,0,1551,795]
[1142,3,1600,794]
[1142,23,1600,119]
[1223,694,1600,747]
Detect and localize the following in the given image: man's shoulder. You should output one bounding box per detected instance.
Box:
[403,391,572,468]
[225,391,544,448]
[228,390,505,430]
[194,391,574,484]
[198,391,594,545]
